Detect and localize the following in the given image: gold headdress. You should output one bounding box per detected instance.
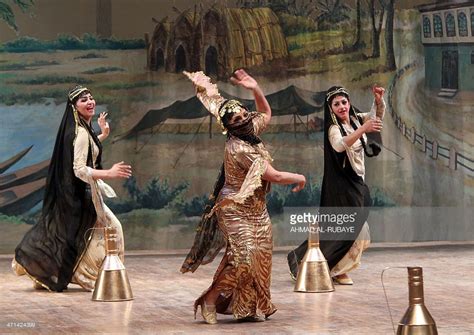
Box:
[68,85,90,101]
[184,71,243,134]
[326,87,349,102]
[326,86,350,126]
[67,85,91,144]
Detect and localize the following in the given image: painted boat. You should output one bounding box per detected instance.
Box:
[0,178,46,215]
[0,159,49,190]
[0,146,33,174]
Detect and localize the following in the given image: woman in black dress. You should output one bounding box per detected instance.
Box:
[12,86,131,291]
[288,85,385,284]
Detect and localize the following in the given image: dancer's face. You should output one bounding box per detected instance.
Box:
[330,95,351,123]
[75,93,96,122]
[229,107,250,124]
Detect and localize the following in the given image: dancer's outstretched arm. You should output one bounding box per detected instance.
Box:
[231,69,271,127]
[262,163,305,193]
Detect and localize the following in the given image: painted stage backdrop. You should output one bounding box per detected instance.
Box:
[0,0,473,253]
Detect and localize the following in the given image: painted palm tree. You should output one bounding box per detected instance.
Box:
[0,0,34,32]
[316,0,350,30]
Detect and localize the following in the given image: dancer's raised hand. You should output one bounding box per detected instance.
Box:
[230,69,258,90]
[372,86,385,105]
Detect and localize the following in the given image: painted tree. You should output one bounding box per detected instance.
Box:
[352,0,363,50]
[289,0,319,18]
[237,0,270,9]
[302,0,319,19]
[261,0,319,18]
[0,0,34,32]
[287,0,297,14]
[316,0,351,30]
[381,0,396,70]
[261,0,288,13]
[368,0,385,58]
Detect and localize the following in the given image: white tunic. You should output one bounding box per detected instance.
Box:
[328,99,386,179]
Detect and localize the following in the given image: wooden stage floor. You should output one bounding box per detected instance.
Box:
[1,243,473,334]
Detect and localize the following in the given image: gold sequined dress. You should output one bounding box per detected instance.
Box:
[194,113,277,320]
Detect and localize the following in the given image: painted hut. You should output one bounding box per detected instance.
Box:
[147,7,288,78]
[165,10,201,73]
[147,17,171,70]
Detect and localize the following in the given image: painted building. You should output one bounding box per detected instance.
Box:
[146,7,288,78]
[418,0,474,92]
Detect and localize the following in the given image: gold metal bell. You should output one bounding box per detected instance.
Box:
[294,224,335,293]
[397,267,437,335]
[92,226,133,302]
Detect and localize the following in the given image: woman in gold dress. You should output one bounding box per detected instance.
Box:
[181,70,306,324]
[13,86,131,291]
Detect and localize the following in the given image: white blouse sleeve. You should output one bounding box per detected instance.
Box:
[360,98,386,123]
[73,127,94,184]
[328,125,346,153]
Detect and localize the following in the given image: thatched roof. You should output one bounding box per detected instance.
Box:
[218,7,288,69]
[251,8,288,60]
[152,17,171,36]
[202,8,221,28]
[147,7,288,75]
[174,9,200,32]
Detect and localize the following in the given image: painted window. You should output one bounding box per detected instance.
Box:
[471,11,474,36]
[458,12,468,37]
[423,16,431,38]
[434,14,443,37]
[445,13,455,37]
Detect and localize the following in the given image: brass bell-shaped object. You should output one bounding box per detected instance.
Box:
[294,224,335,293]
[92,226,133,302]
[397,267,437,335]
